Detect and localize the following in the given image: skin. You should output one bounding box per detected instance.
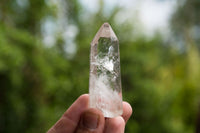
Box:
[47,94,132,133]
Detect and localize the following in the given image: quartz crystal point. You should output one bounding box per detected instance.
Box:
[89,22,123,118]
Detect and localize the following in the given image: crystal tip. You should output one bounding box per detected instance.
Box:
[91,22,117,45]
[103,22,110,28]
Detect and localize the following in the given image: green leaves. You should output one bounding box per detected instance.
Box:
[0,0,200,133]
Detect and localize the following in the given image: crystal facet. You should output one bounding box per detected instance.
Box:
[89,23,123,118]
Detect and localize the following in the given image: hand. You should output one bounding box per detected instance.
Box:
[47,94,132,133]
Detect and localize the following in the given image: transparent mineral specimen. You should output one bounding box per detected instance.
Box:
[89,22,123,118]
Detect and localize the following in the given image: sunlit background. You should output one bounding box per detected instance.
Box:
[0,0,200,133]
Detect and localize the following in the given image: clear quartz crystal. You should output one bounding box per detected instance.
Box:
[89,22,123,118]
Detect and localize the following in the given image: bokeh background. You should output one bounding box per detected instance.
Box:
[0,0,200,132]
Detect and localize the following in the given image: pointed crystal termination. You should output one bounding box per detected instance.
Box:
[89,22,123,118]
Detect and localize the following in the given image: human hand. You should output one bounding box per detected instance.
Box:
[47,94,132,133]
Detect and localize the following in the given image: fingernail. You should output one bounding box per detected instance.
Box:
[82,112,99,129]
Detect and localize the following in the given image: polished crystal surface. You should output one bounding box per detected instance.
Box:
[89,23,123,118]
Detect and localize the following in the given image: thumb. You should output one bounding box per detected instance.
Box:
[75,108,105,133]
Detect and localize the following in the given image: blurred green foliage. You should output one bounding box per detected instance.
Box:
[0,0,200,133]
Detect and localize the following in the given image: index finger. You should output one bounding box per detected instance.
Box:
[48,94,89,133]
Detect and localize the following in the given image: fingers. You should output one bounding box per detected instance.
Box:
[122,101,132,123]
[104,116,125,133]
[75,108,105,133]
[47,94,132,133]
[103,102,132,133]
[47,94,89,133]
